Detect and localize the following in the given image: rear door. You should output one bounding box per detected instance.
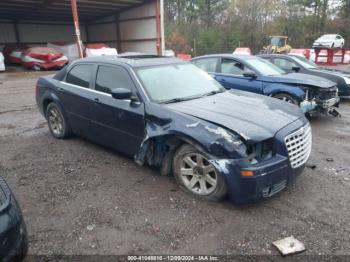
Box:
[90,64,145,156]
[57,63,95,138]
[215,58,263,94]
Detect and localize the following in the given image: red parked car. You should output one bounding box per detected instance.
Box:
[22,47,68,70]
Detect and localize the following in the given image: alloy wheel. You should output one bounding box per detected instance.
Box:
[277,96,296,104]
[180,153,218,195]
[48,107,63,136]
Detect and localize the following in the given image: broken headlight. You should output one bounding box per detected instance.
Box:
[246,140,274,164]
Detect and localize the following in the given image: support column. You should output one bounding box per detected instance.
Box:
[115,13,122,52]
[71,0,84,58]
[14,21,20,43]
[155,0,161,55]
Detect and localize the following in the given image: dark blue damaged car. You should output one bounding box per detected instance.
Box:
[0,176,28,261]
[191,54,340,116]
[36,55,312,204]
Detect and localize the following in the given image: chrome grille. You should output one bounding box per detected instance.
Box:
[285,124,312,169]
[0,176,10,210]
[262,180,287,198]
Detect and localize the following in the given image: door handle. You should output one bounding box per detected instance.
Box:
[58,87,66,93]
[94,98,100,103]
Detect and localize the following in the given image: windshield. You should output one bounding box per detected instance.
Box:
[320,35,335,40]
[291,56,319,69]
[136,64,225,103]
[271,37,286,47]
[245,58,286,76]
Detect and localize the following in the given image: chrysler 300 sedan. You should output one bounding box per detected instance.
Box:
[36,56,312,204]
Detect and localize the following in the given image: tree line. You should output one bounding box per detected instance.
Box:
[164,0,350,55]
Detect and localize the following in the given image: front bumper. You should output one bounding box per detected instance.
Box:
[212,117,310,205]
[312,43,333,49]
[300,97,340,116]
[214,154,304,205]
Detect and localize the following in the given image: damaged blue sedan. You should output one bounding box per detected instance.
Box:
[36,56,312,204]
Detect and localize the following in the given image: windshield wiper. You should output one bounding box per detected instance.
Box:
[159,97,194,104]
[159,90,225,104]
[200,90,225,97]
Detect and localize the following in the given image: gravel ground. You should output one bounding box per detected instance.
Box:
[0,67,350,258]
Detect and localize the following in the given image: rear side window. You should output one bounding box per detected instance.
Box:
[95,65,134,94]
[193,58,218,73]
[66,64,93,88]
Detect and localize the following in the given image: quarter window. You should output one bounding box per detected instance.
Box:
[95,65,134,94]
[66,64,93,88]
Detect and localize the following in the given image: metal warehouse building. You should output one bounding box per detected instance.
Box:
[0,0,165,55]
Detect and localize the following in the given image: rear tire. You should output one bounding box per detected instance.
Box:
[173,144,227,202]
[45,102,71,139]
[272,93,299,105]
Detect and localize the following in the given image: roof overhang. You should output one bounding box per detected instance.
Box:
[0,0,152,23]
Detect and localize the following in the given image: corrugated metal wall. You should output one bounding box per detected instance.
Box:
[87,1,159,54]
[0,21,86,45]
[0,0,162,54]
[119,2,158,54]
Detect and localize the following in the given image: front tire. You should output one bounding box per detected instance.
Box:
[272,93,299,105]
[46,102,71,139]
[173,144,227,202]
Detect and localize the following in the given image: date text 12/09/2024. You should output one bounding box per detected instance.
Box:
[127,255,219,261]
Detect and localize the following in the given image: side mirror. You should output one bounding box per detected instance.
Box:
[292,66,301,73]
[111,88,132,100]
[243,71,257,78]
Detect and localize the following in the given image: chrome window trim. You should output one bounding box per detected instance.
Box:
[60,81,112,97]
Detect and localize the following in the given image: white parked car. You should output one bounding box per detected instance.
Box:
[312,34,345,49]
[0,52,5,71]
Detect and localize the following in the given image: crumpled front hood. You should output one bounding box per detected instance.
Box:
[262,73,336,89]
[166,90,304,142]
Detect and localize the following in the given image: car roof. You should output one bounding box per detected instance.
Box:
[73,55,186,68]
[192,54,256,60]
[258,54,290,58]
[320,34,338,38]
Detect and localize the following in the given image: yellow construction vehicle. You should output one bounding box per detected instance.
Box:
[261,36,292,54]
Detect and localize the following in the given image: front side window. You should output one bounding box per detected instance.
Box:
[291,56,318,69]
[220,59,251,75]
[66,64,93,88]
[136,63,225,103]
[245,58,286,76]
[274,58,297,70]
[95,65,134,94]
[192,58,218,73]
